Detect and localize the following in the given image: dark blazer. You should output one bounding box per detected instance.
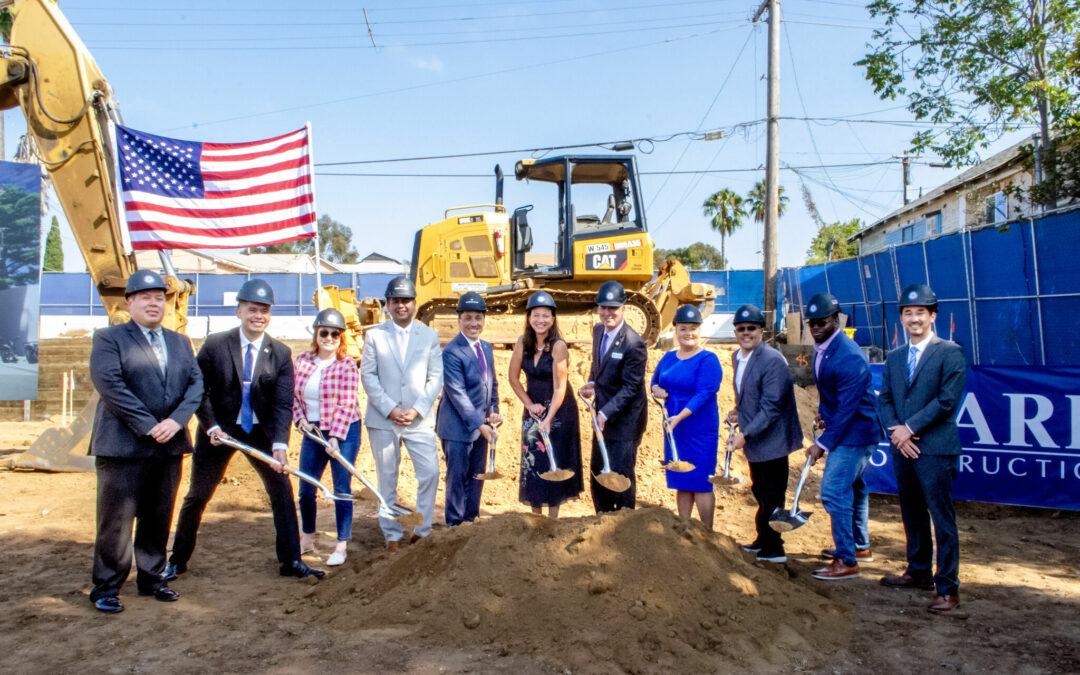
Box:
[813,331,882,450]
[89,320,204,458]
[194,328,294,448]
[732,343,803,463]
[588,322,647,441]
[878,336,966,456]
[436,333,499,443]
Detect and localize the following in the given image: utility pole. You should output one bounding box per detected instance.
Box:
[753,0,780,333]
[895,152,914,205]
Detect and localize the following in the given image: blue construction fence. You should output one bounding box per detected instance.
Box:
[781,207,1080,366]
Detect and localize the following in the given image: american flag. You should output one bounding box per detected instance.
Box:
[116,124,317,250]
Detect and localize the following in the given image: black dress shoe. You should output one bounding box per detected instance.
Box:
[162,562,186,582]
[92,596,124,614]
[280,560,325,579]
[139,585,180,602]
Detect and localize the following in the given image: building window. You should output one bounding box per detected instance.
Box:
[984,192,1007,224]
[901,224,916,242]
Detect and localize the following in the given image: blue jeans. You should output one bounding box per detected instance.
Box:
[298,421,360,542]
[820,444,874,567]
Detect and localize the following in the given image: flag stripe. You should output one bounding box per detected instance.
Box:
[129,227,317,250]
[125,193,313,218]
[201,156,309,182]
[204,176,311,199]
[200,138,308,164]
[203,167,312,192]
[127,212,317,238]
[200,146,308,172]
[124,185,311,210]
[126,203,316,230]
[202,128,306,154]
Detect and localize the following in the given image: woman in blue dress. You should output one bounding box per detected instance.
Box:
[650,304,722,530]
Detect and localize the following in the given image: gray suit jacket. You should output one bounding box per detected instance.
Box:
[89,321,204,458]
[877,336,967,456]
[361,320,443,431]
[732,343,803,463]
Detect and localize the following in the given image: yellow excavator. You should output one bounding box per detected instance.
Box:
[1,0,193,469]
[399,155,715,345]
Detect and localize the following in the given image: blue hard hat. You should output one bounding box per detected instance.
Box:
[595,280,627,307]
[456,291,487,313]
[899,283,938,309]
[526,291,557,311]
[313,308,346,330]
[385,275,417,300]
[237,278,275,305]
[804,292,840,320]
[733,304,766,326]
[125,270,167,296]
[673,304,703,325]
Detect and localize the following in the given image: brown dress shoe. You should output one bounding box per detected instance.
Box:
[811,558,860,580]
[821,548,874,562]
[880,572,935,590]
[385,541,401,552]
[928,594,960,613]
[408,533,423,545]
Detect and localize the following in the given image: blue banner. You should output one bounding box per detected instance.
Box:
[864,364,1080,511]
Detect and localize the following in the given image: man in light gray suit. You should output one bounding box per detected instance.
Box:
[726,305,804,564]
[361,276,444,550]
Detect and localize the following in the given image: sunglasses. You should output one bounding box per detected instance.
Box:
[318,329,341,339]
[807,319,830,328]
[734,325,760,333]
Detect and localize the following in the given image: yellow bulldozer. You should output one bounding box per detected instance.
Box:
[371,155,715,345]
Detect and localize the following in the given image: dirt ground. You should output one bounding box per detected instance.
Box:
[1,343,1079,673]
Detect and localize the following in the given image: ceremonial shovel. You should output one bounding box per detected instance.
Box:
[768,426,820,532]
[298,426,422,526]
[709,420,742,487]
[579,393,631,492]
[651,394,695,473]
[217,434,353,502]
[530,411,575,482]
[475,418,503,481]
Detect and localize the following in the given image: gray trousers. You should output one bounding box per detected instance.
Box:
[367,426,439,541]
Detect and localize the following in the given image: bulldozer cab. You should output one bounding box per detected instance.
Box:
[510,155,651,282]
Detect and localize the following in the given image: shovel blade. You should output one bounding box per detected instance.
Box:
[539,469,575,482]
[594,471,631,493]
[664,460,695,473]
[768,507,812,532]
[709,474,742,487]
[474,471,504,481]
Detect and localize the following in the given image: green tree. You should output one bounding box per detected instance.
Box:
[701,188,746,269]
[44,215,63,272]
[255,214,360,264]
[746,180,789,224]
[0,186,42,289]
[806,219,862,264]
[858,0,1079,181]
[654,242,726,270]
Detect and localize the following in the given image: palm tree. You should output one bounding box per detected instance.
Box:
[701,188,746,269]
[746,179,789,224]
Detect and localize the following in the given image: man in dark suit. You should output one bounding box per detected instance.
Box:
[805,292,883,581]
[726,305,803,564]
[579,280,648,512]
[436,292,501,526]
[167,279,323,580]
[878,284,967,613]
[88,270,204,613]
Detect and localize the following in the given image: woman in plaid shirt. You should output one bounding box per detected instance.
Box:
[293,309,361,566]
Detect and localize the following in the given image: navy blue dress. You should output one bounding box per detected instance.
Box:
[650,349,722,492]
[519,343,583,507]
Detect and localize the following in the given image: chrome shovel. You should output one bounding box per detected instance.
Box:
[709,420,743,487]
[579,393,631,493]
[217,434,353,502]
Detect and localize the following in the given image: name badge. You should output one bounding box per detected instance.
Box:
[611,352,623,360]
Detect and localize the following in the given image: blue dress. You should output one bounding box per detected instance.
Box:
[650,349,722,492]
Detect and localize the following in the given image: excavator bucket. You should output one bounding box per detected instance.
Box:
[3,394,95,472]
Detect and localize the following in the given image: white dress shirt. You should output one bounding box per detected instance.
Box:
[394,322,412,362]
[735,348,753,395]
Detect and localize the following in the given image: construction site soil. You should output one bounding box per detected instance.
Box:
[0,340,1078,673]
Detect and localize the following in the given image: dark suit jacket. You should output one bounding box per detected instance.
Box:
[732,343,803,463]
[813,331,882,450]
[436,333,499,443]
[588,322,647,441]
[89,320,204,458]
[194,328,294,449]
[878,336,967,456]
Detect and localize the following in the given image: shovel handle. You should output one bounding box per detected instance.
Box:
[220,434,351,502]
[789,453,814,515]
[529,410,563,473]
[651,395,684,464]
[578,393,615,473]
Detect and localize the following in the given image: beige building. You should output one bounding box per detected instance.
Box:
[851,137,1040,255]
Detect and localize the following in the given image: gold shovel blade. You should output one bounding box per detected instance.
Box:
[664,460,696,473]
[539,469,575,482]
[594,471,631,492]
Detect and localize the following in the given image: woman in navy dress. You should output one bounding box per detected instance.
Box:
[650,304,722,529]
[507,291,583,518]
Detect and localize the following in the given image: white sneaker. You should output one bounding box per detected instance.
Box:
[326,550,347,566]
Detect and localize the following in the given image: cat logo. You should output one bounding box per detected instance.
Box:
[586,250,628,271]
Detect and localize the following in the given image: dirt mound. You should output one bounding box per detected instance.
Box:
[306,507,849,672]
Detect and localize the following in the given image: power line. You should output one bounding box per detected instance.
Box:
[315,160,910,178]
[784,29,839,217]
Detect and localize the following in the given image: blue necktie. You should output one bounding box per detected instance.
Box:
[240,343,254,433]
[600,332,611,359]
[906,345,918,384]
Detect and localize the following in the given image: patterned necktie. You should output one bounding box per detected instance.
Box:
[240,343,255,433]
[148,330,166,375]
[907,345,919,384]
[474,341,488,381]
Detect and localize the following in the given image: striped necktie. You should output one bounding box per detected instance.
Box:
[907,345,919,384]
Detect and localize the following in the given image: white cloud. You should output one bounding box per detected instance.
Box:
[414,57,444,73]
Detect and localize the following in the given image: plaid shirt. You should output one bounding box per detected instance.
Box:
[292,351,361,440]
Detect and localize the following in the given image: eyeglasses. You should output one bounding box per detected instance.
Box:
[807,319,830,328]
[734,325,760,333]
[318,329,341,339]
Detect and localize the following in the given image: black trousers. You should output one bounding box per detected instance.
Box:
[91,454,182,600]
[590,433,641,513]
[171,428,300,566]
[748,455,790,553]
[893,453,960,595]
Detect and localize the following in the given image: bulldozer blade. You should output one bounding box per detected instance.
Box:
[593,471,631,493]
[3,394,97,472]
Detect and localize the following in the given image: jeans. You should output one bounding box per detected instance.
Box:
[893,453,960,596]
[820,443,874,567]
[298,421,360,542]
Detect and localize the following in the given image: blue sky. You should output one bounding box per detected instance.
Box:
[10,0,1034,272]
